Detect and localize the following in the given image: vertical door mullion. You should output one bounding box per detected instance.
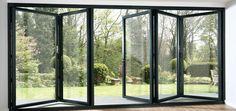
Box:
[177,17,184,97]
[150,9,157,103]
[122,17,126,98]
[152,9,158,103]
[10,6,16,111]
[58,14,64,101]
[218,10,225,101]
[87,8,94,106]
[55,14,63,101]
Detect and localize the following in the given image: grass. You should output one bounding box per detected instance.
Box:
[16,84,217,100]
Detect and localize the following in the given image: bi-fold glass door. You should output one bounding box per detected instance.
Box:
[156,11,178,102]
[61,9,89,105]
[155,10,221,103]
[10,6,223,110]
[14,8,58,107]
[121,9,221,103]
[122,11,152,102]
[12,7,90,109]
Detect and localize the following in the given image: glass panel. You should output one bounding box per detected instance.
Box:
[125,13,150,100]
[18,7,85,14]
[16,11,56,105]
[160,10,214,16]
[183,14,218,98]
[93,9,149,105]
[63,12,87,102]
[158,14,177,99]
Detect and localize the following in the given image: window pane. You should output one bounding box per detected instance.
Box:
[16,11,56,105]
[183,14,219,98]
[63,12,87,102]
[125,13,150,99]
[158,14,177,99]
[160,10,214,16]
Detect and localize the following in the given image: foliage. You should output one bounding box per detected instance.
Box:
[126,56,142,77]
[94,63,113,85]
[16,36,40,73]
[159,71,176,84]
[15,9,219,91]
[16,73,55,88]
[94,10,122,75]
[141,64,161,84]
[50,55,72,69]
[170,58,188,72]
[64,66,87,87]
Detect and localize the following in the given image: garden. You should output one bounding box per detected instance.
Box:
[15,9,218,101]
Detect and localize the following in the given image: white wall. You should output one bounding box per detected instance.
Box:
[0,0,8,111]
[225,1,236,108]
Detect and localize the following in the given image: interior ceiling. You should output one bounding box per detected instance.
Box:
[140,0,232,2]
[7,0,233,7]
[130,0,233,4]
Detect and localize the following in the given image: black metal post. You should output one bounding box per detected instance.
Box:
[87,8,94,106]
[154,10,159,103]
[122,17,126,98]
[57,14,64,101]
[177,17,184,96]
[8,5,16,111]
[218,9,225,101]
[12,7,16,111]
[150,9,158,103]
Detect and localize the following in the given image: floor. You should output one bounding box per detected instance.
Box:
[17,93,218,106]
[20,96,216,108]
[72,104,236,111]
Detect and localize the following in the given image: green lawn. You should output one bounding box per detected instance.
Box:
[16,84,217,100]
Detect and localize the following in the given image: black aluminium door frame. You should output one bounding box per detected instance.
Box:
[9,7,58,110]
[155,10,181,103]
[122,10,154,103]
[8,7,94,110]
[59,8,93,106]
[180,10,223,101]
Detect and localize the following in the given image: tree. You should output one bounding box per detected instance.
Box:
[15,32,39,73]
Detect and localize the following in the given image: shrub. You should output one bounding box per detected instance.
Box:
[126,56,142,77]
[159,71,176,84]
[170,58,188,72]
[16,73,55,88]
[50,55,72,69]
[141,64,161,84]
[94,63,112,85]
[63,65,87,87]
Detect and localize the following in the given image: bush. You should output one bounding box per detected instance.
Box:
[126,56,142,77]
[50,55,72,69]
[16,73,55,88]
[170,58,188,72]
[94,63,112,85]
[159,71,176,84]
[64,65,87,87]
[141,64,161,84]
